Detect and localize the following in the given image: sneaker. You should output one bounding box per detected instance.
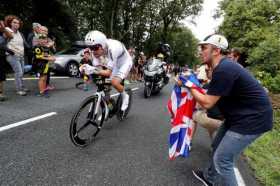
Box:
[44,91,50,98]
[83,85,89,91]
[16,90,27,96]
[35,92,50,98]
[192,170,213,186]
[121,92,129,111]
[46,85,55,90]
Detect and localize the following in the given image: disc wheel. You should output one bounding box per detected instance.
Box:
[70,96,105,147]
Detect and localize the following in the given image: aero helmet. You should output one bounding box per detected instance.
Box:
[85,30,107,48]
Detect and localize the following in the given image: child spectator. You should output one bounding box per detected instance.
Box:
[79,48,92,91]
[39,26,56,91]
[32,26,55,97]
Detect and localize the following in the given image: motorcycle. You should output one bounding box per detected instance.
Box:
[143,58,169,98]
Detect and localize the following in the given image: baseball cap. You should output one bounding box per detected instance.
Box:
[199,34,228,50]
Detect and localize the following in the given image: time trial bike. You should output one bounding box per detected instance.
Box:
[69,76,132,147]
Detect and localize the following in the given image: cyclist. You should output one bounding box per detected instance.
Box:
[81,30,132,111]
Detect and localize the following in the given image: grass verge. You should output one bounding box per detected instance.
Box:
[244,106,280,186]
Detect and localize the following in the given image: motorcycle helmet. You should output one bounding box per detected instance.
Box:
[157,43,171,58]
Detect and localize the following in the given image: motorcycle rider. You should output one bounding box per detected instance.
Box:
[156,43,171,60]
[80,30,132,111]
[156,53,169,85]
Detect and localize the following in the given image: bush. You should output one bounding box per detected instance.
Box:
[269,74,280,93]
[255,71,280,93]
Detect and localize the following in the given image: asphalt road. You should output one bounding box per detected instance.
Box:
[0,76,259,185]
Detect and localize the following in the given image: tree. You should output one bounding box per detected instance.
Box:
[157,0,203,41]
[169,27,199,67]
[0,0,78,49]
[217,0,280,75]
[63,0,203,50]
[144,26,199,67]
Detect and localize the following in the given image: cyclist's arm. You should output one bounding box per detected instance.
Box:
[98,68,111,77]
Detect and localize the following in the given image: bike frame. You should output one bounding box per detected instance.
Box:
[92,91,110,122]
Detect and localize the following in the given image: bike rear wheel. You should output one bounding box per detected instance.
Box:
[70,95,106,147]
[116,88,132,121]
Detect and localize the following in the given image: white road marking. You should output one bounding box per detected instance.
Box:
[234,167,246,186]
[7,76,70,81]
[0,112,57,133]
[0,87,139,131]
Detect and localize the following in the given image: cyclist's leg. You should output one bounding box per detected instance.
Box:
[111,60,132,111]
[111,76,130,111]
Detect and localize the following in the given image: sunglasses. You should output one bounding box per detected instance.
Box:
[90,44,102,51]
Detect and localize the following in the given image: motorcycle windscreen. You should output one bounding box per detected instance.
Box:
[147,58,161,72]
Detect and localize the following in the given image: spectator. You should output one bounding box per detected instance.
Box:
[39,26,56,90]
[0,20,14,101]
[190,34,273,186]
[4,15,30,96]
[137,52,146,81]
[127,47,137,82]
[228,48,241,62]
[27,22,41,46]
[173,64,180,76]
[192,64,223,140]
[79,48,92,91]
[32,26,55,97]
[26,22,41,65]
[127,47,135,59]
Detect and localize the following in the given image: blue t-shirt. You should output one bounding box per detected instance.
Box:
[207,58,273,134]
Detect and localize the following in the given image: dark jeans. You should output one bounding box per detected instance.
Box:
[0,56,6,81]
[204,125,262,186]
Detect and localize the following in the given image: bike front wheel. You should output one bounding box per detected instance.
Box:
[70,95,106,147]
[116,88,133,121]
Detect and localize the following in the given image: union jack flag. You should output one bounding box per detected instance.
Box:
[167,73,205,160]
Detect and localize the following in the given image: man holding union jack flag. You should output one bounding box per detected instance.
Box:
[187,34,273,186]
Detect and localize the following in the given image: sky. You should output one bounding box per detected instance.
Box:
[182,0,223,41]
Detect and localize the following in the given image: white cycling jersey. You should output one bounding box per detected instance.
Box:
[91,39,132,80]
